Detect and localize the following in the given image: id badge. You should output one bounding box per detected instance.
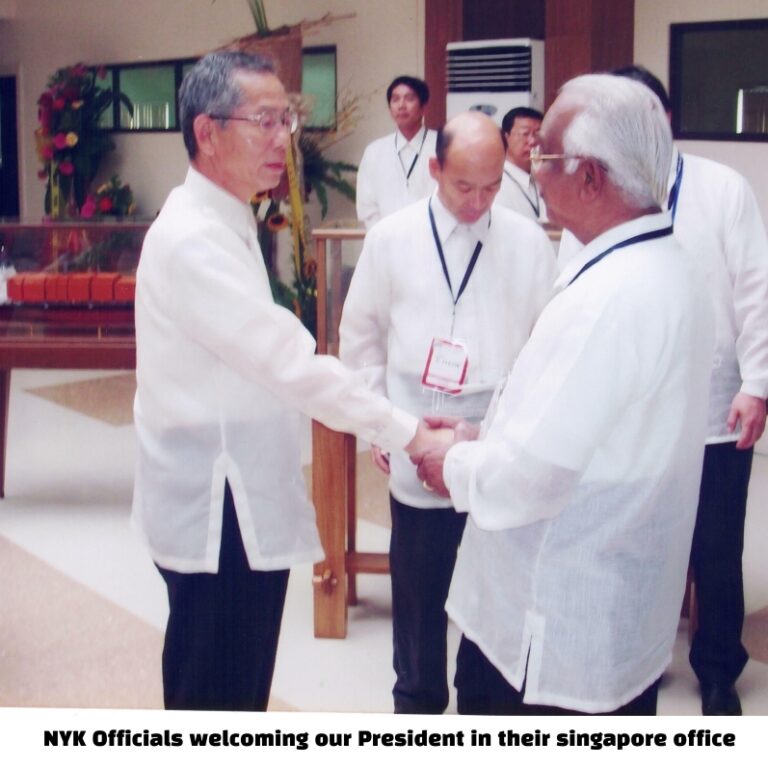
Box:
[422,337,469,394]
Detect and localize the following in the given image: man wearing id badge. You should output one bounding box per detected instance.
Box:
[356,75,438,230]
[414,75,716,716]
[340,111,556,714]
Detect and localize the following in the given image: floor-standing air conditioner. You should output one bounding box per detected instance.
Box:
[446,38,544,125]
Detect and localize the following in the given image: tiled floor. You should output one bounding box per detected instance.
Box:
[1,369,767,716]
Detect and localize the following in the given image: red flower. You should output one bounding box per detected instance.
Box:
[53,133,68,150]
[53,97,66,110]
[80,196,97,219]
[98,197,113,213]
[42,144,54,160]
[37,169,49,180]
[58,160,74,176]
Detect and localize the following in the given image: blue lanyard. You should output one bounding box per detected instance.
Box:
[428,202,484,306]
[504,169,540,217]
[667,154,684,223]
[397,128,428,183]
[567,226,674,286]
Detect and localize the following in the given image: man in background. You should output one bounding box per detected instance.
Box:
[415,74,715,715]
[356,75,437,229]
[133,51,441,712]
[612,65,768,716]
[495,106,547,222]
[341,111,555,713]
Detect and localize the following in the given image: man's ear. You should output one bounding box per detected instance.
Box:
[193,114,217,157]
[579,158,605,202]
[428,156,441,182]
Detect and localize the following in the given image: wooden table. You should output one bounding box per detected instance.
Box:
[0,305,135,497]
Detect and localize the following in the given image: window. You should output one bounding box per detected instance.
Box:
[301,46,337,130]
[670,19,768,141]
[99,59,195,132]
[98,48,337,133]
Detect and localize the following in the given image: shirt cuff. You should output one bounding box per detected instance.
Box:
[372,406,418,453]
[740,380,768,400]
[444,441,476,513]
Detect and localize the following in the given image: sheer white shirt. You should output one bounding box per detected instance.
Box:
[132,167,417,573]
[495,160,547,223]
[445,212,715,711]
[355,127,438,229]
[559,150,768,442]
[340,193,556,507]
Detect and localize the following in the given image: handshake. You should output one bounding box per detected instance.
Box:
[398,416,480,497]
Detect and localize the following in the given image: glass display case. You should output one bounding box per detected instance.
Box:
[0,220,150,496]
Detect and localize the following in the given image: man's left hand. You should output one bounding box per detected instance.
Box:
[727,392,767,449]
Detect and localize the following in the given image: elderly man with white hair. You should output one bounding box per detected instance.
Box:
[413,74,716,715]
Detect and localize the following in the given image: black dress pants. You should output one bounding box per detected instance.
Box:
[389,495,467,714]
[157,482,289,711]
[455,635,660,716]
[689,442,752,687]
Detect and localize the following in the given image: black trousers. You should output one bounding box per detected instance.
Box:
[456,635,660,716]
[157,483,289,711]
[689,442,752,686]
[389,495,467,714]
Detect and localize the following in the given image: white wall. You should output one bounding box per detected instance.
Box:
[635,0,768,224]
[0,0,424,222]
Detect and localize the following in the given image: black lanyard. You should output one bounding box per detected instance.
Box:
[504,169,540,218]
[567,226,674,286]
[428,202,484,306]
[397,128,428,182]
[667,154,684,223]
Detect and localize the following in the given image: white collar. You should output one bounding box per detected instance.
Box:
[430,192,490,245]
[185,166,254,242]
[396,125,427,151]
[555,211,673,290]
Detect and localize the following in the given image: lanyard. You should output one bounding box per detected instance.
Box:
[667,154,684,223]
[567,226,674,286]
[504,169,540,217]
[397,128,428,183]
[428,202,484,313]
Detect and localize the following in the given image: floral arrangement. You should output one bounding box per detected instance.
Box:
[251,183,317,339]
[35,63,117,217]
[81,175,135,218]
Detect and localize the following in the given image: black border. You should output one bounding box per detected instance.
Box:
[669,18,768,143]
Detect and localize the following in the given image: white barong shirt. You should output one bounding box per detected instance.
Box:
[444,211,715,712]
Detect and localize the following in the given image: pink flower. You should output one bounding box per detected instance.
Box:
[80,196,97,218]
[98,197,113,213]
[58,160,74,176]
[53,133,69,150]
[53,97,66,111]
[42,144,54,160]
[37,169,49,180]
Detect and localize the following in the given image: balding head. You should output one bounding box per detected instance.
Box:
[430,112,506,223]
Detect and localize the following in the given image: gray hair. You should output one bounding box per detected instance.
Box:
[179,51,276,159]
[557,74,672,208]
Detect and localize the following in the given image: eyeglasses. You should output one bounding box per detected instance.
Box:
[529,146,582,172]
[208,108,299,134]
[508,128,539,139]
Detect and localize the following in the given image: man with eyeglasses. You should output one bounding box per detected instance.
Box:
[356,75,438,229]
[133,51,445,712]
[495,107,547,222]
[413,74,715,715]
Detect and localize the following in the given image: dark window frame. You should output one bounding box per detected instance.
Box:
[669,18,768,143]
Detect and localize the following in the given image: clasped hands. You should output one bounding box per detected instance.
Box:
[391,416,480,497]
